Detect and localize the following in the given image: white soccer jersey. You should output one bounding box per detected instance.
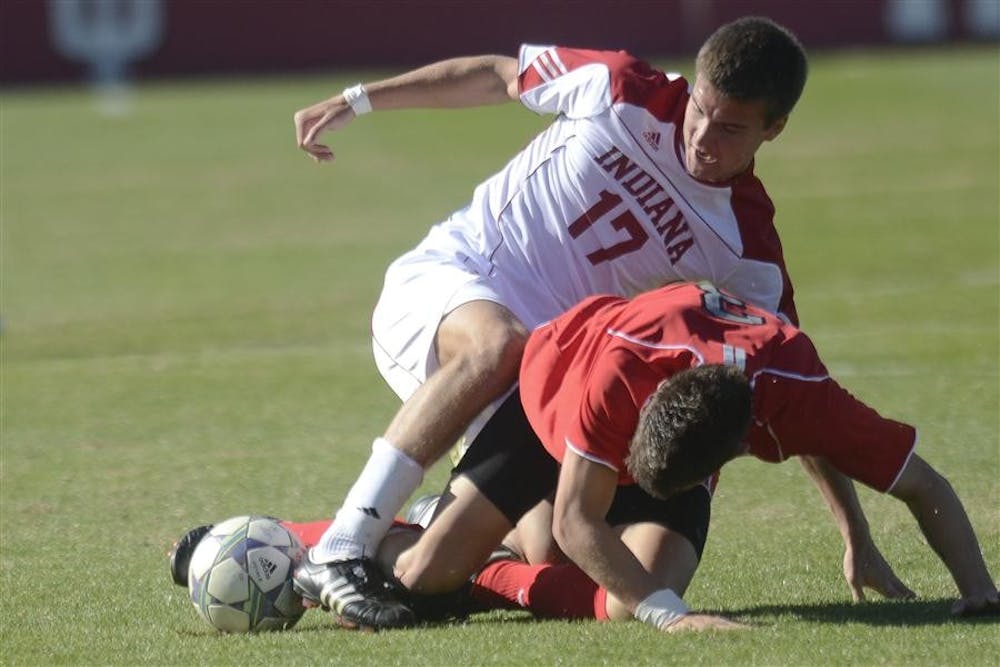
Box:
[421,44,797,328]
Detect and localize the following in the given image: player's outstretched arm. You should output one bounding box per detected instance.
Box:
[799,456,915,601]
[888,454,999,616]
[293,55,518,163]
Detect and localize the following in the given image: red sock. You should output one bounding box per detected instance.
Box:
[279,518,419,550]
[280,520,332,548]
[472,560,609,620]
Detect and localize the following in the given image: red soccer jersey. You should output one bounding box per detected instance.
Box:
[519,282,916,493]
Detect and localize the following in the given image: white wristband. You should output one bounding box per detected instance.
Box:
[342,84,372,116]
[634,588,689,630]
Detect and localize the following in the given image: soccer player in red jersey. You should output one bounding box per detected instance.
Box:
[281,17,913,628]
[170,281,998,628]
[364,281,997,630]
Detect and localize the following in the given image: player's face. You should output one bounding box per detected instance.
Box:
[683,75,787,183]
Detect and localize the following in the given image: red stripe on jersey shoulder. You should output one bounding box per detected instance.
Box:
[519,52,551,95]
[523,47,684,122]
[729,170,798,325]
[607,54,683,123]
[519,72,542,97]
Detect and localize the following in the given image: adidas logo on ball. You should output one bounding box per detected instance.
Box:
[251,555,279,581]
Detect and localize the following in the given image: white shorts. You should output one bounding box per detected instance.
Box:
[371,245,516,453]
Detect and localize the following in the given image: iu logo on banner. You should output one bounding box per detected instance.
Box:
[48,0,165,114]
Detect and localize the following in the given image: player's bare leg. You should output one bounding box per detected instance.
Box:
[369,476,516,622]
[312,300,526,562]
[382,475,515,593]
[888,455,999,616]
[503,499,565,565]
[295,301,527,629]
[385,300,528,466]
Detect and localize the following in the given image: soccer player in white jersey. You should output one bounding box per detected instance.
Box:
[285,17,910,629]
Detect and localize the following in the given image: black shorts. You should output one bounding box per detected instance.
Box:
[452,388,712,559]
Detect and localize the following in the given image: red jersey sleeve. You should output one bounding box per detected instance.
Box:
[747,335,916,492]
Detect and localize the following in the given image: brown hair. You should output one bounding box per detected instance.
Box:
[696,16,808,126]
[626,364,751,499]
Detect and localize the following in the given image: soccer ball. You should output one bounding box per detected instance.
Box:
[188,515,306,632]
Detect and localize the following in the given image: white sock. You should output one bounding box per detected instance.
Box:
[311,437,424,563]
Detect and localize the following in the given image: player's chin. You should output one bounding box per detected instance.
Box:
[685,159,726,184]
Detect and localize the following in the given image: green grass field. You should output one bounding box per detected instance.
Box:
[2,47,998,665]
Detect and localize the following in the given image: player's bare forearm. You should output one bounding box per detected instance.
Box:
[365,55,519,109]
[800,456,870,543]
[552,453,660,615]
[554,510,652,614]
[293,55,517,162]
[890,455,998,611]
[800,456,914,601]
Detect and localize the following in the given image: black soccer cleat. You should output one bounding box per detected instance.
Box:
[292,556,416,630]
[395,580,478,623]
[168,523,213,587]
[399,542,527,623]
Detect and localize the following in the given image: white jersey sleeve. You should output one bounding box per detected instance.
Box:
[518,45,615,119]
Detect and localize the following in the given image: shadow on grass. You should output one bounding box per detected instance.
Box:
[724,598,999,627]
[176,610,538,638]
[176,602,997,636]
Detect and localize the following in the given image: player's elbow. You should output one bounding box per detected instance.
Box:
[551,516,571,555]
[551,507,588,562]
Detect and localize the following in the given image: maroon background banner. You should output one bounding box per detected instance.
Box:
[1,0,995,85]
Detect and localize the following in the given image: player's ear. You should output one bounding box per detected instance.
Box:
[763,115,788,141]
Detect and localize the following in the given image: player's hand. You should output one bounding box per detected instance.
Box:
[952,588,1000,617]
[293,96,356,163]
[843,540,916,602]
[664,613,749,632]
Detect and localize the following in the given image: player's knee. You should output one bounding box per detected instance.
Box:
[478,323,527,377]
[446,323,527,392]
[393,545,468,594]
[889,455,948,505]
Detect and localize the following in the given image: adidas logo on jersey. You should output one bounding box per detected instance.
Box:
[642,130,661,150]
